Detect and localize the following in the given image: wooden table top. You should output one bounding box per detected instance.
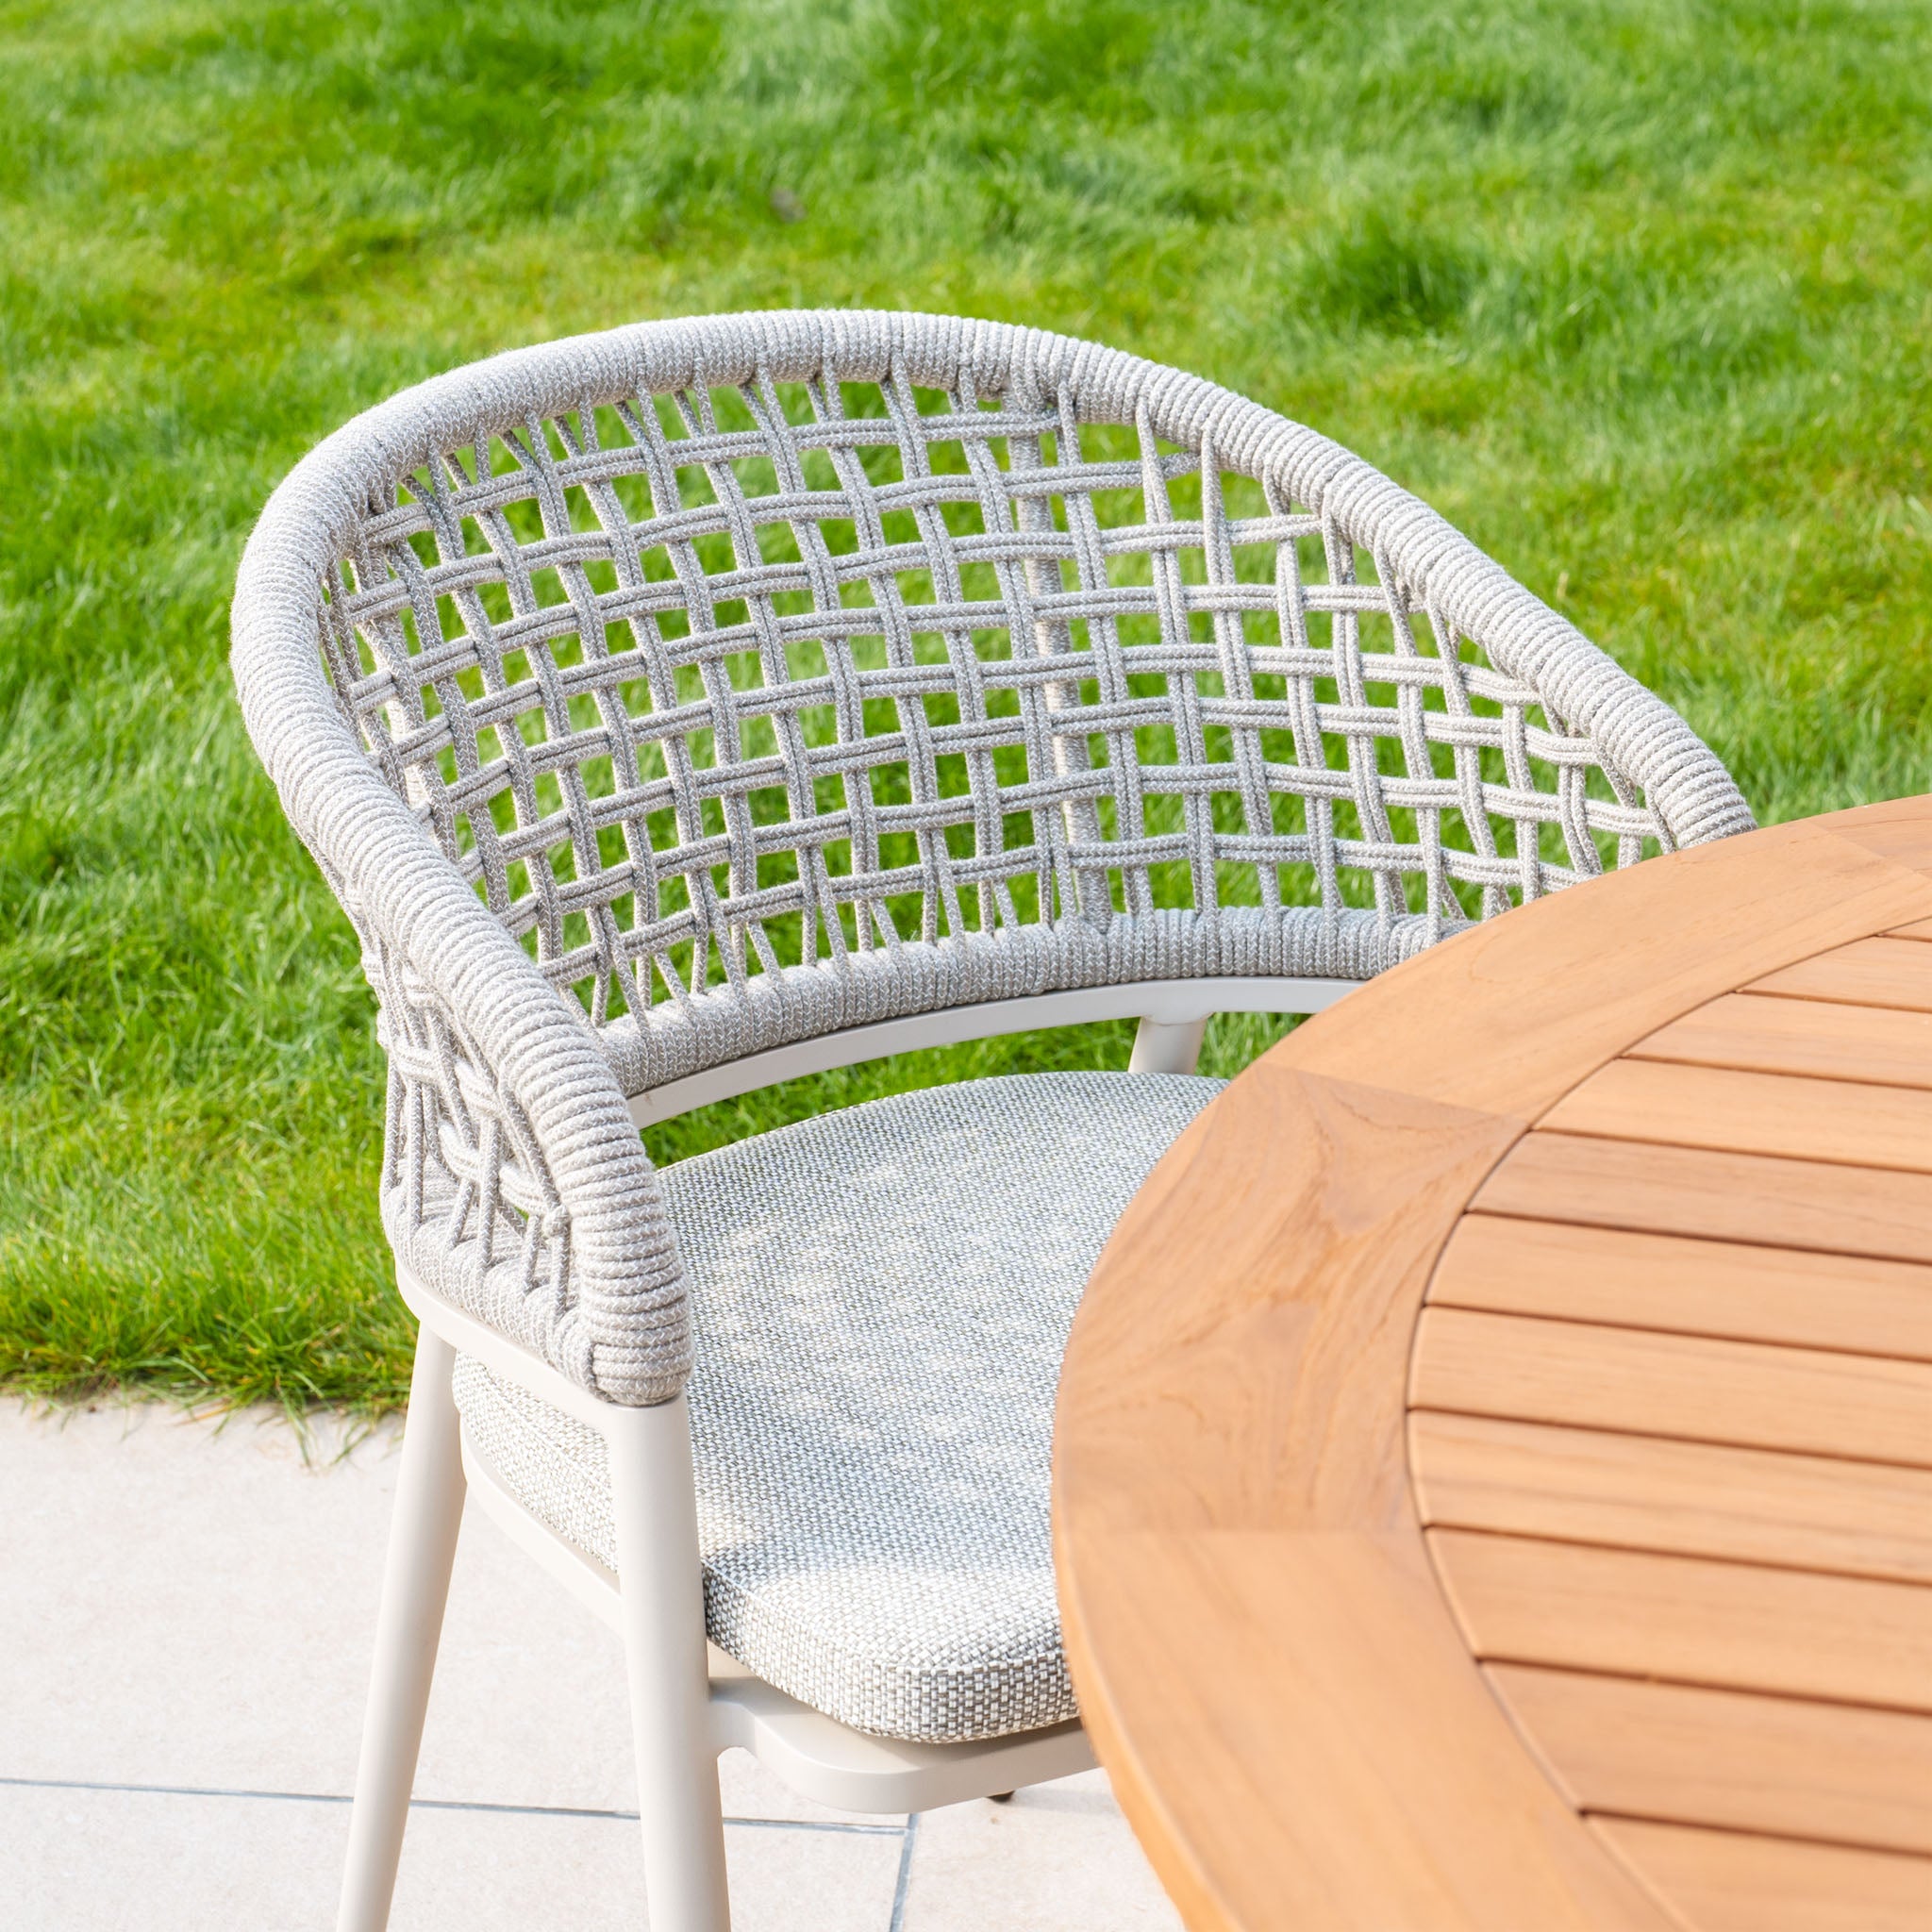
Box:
[1053,796,1932,1932]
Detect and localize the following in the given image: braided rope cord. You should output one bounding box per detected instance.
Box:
[233,310,1753,1403]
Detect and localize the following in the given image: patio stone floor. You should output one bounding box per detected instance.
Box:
[0,1397,1182,1931]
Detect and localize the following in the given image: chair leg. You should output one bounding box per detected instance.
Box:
[336,1326,466,1932]
[1128,1014,1208,1075]
[608,1394,732,1932]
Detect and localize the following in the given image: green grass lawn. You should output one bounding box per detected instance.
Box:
[4,0,1930,1413]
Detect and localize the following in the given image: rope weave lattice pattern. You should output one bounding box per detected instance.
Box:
[232,310,1753,1404]
[331,343,1686,1022]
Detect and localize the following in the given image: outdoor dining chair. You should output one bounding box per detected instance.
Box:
[229,308,1753,1932]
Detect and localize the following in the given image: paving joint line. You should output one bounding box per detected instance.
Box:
[887,1810,921,1931]
[0,1774,903,1834]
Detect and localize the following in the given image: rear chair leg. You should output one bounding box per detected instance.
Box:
[1128,1014,1208,1075]
[336,1328,466,1932]
[608,1394,732,1932]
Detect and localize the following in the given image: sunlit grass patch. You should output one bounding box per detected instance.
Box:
[4,0,1930,1411]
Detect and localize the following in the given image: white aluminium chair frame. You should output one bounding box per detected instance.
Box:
[342,976,1355,1932]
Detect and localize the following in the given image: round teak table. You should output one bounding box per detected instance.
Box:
[1054,797,1932,1932]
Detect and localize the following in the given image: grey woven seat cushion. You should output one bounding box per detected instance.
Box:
[451,1070,1223,1743]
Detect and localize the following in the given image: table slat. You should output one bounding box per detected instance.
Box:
[1488,1663,1932,1854]
[1430,1216,1932,1361]
[1428,1529,1932,1710]
[1593,1821,1932,1932]
[1748,936,1932,1011]
[1409,1411,1932,1585]
[1474,1133,1932,1263]
[1630,991,1932,1088]
[1410,1307,1932,1466]
[1541,1060,1932,1174]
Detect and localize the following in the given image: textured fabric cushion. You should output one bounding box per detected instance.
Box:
[452,1070,1223,1743]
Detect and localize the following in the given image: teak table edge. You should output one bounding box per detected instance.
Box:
[1052,796,1932,1932]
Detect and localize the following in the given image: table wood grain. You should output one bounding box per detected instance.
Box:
[1053,797,1932,1932]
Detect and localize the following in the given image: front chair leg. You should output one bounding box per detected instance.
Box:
[337,1327,467,1932]
[608,1394,732,1932]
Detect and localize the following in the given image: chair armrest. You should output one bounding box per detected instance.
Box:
[233,503,689,1407]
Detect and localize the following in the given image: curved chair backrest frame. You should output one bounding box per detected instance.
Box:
[233,309,1752,1404]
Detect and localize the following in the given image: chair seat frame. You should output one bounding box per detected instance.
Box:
[343,980,1351,1932]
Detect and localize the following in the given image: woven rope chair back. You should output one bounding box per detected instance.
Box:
[234,311,1751,1402]
[295,312,1745,1069]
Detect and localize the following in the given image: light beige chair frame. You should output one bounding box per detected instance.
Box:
[227,309,1753,1932]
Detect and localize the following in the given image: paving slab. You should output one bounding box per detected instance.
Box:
[0,1397,1181,1928]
